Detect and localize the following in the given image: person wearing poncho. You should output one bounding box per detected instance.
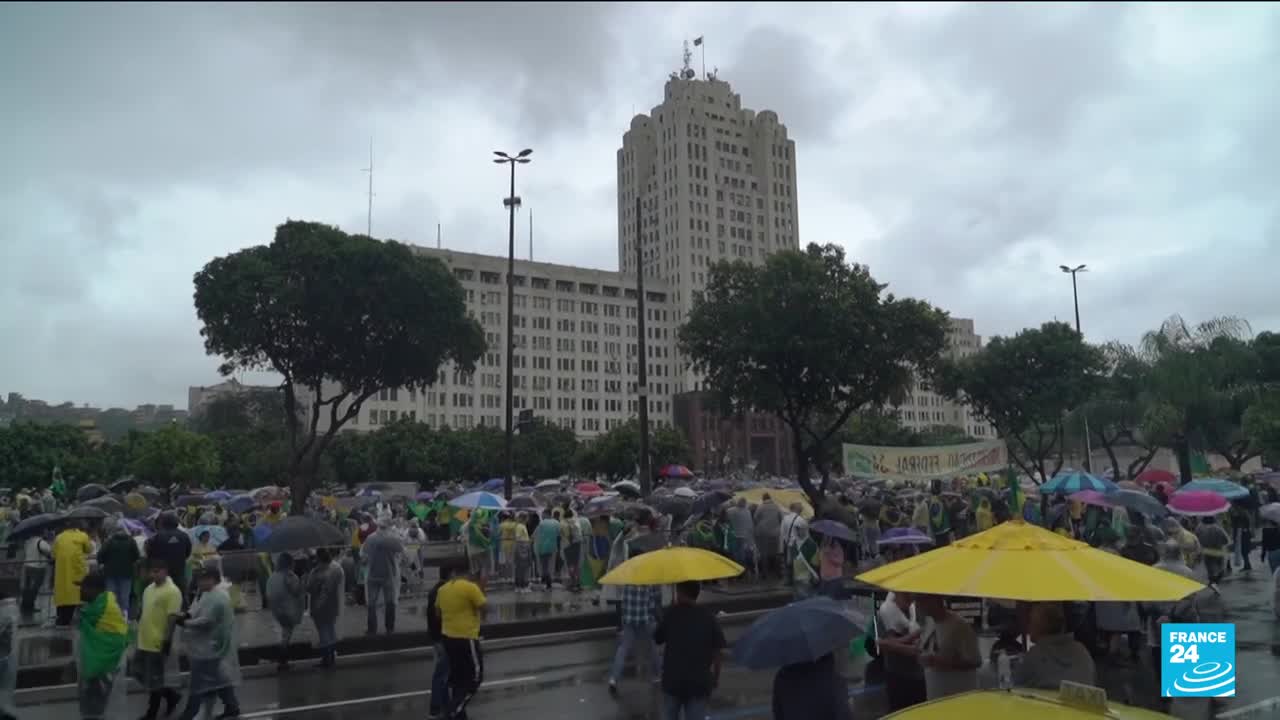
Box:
[77,572,130,720]
[53,522,93,626]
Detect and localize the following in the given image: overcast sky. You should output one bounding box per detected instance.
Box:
[3,2,1278,410]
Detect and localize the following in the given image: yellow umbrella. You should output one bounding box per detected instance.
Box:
[732,488,813,518]
[883,689,1173,719]
[600,547,744,586]
[856,520,1204,601]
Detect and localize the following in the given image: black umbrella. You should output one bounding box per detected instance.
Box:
[109,477,139,494]
[65,505,110,521]
[8,513,66,542]
[508,495,539,510]
[257,516,346,553]
[627,531,669,555]
[83,495,124,514]
[174,494,214,508]
[691,490,732,517]
[75,483,110,503]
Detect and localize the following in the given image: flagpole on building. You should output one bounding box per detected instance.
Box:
[696,36,706,78]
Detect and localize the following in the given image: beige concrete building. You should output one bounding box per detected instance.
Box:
[618,67,801,393]
[321,247,679,439]
[187,378,274,418]
[894,317,995,440]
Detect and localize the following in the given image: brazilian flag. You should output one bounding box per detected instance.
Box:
[79,590,130,680]
[1007,465,1024,521]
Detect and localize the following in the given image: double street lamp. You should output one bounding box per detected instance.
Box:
[494,149,532,500]
[1059,263,1092,473]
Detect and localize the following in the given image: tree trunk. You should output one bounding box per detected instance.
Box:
[1126,447,1158,481]
[1174,436,1194,485]
[792,428,821,509]
[1097,434,1121,483]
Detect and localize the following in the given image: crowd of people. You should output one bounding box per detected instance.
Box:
[0,469,1274,719]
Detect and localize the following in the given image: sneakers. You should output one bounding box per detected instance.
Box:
[607,679,618,697]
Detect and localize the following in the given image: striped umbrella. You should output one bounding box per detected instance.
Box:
[1182,478,1249,501]
[448,491,508,510]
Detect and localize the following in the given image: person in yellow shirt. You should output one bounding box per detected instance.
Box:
[52,522,92,626]
[136,558,183,720]
[437,569,487,719]
[498,513,518,581]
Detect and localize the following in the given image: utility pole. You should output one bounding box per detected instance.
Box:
[635,195,652,495]
[494,149,532,500]
[1060,264,1092,474]
[362,138,374,237]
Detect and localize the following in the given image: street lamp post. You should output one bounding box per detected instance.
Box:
[635,195,652,496]
[1059,263,1092,474]
[494,149,532,500]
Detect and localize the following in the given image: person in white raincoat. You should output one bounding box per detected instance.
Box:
[0,591,16,720]
[174,565,241,720]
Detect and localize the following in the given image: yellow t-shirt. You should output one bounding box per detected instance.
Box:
[436,578,487,640]
[138,579,183,652]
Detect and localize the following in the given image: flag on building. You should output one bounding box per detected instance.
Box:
[693,36,703,46]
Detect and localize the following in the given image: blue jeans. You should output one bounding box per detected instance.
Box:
[610,624,660,683]
[663,693,707,720]
[105,575,132,619]
[365,579,395,634]
[429,641,451,714]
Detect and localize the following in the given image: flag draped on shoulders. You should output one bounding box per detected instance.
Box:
[79,591,130,680]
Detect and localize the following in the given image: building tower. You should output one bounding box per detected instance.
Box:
[617,45,801,394]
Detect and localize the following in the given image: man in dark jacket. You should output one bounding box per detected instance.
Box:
[97,526,141,618]
[145,513,192,607]
[426,564,455,719]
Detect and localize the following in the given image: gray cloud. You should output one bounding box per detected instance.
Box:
[1,2,1277,408]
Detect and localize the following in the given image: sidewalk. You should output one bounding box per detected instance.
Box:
[16,578,793,688]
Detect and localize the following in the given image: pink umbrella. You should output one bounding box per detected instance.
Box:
[575,482,604,497]
[1068,490,1115,509]
[1136,469,1177,486]
[1167,490,1230,517]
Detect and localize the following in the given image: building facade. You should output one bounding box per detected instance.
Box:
[318,247,679,439]
[893,317,995,440]
[187,379,275,418]
[618,69,801,393]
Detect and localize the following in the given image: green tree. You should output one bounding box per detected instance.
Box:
[192,220,485,510]
[130,424,220,488]
[679,243,948,505]
[937,321,1106,483]
[326,431,377,489]
[913,425,978,446]
[1140,315,1263,480]
[514,418,578,481]
[0,422,95,490]
[192,390,292,490]
[575,420,690,483]
[841,409,918,447]
[1067,343,1159,481]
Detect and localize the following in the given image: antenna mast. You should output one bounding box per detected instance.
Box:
[362,138,374,237]
[437,223,442,249]
[529,209,534,261]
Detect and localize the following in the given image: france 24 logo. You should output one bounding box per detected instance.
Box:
[1161,623,1235,698]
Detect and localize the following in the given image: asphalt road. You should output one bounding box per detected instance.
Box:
[19,618,879,720]
[19,570,1280,719]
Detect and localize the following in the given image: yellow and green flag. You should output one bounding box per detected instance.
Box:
[78,590,130,680]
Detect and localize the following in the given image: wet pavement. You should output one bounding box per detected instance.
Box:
[18,569,1280,718]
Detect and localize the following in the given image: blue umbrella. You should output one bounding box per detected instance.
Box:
[448,491,508,510]
[356,486,382,498]
[1109,489,1168,517]
[205,490,233,503]
[227,495,257,514]
[809,519,856,542]
[481,478,505,493]
[186,524,229,547]
[732,597,863,669]
[1183,478,1249,501]
[1040,471,1118,496]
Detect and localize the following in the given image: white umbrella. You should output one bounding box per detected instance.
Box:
[535,479,562,490]
[673,486,697,499]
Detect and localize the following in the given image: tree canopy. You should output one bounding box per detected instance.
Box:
[573,419,691,484]
[192,220,485,510]
[129,424,220,488]
[1067,342,1160,481]
[679,243,949,504]
[937,321,1105,482]
[1138,315,1270,479]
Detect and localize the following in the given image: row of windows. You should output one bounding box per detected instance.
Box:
[361,405,674,432]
